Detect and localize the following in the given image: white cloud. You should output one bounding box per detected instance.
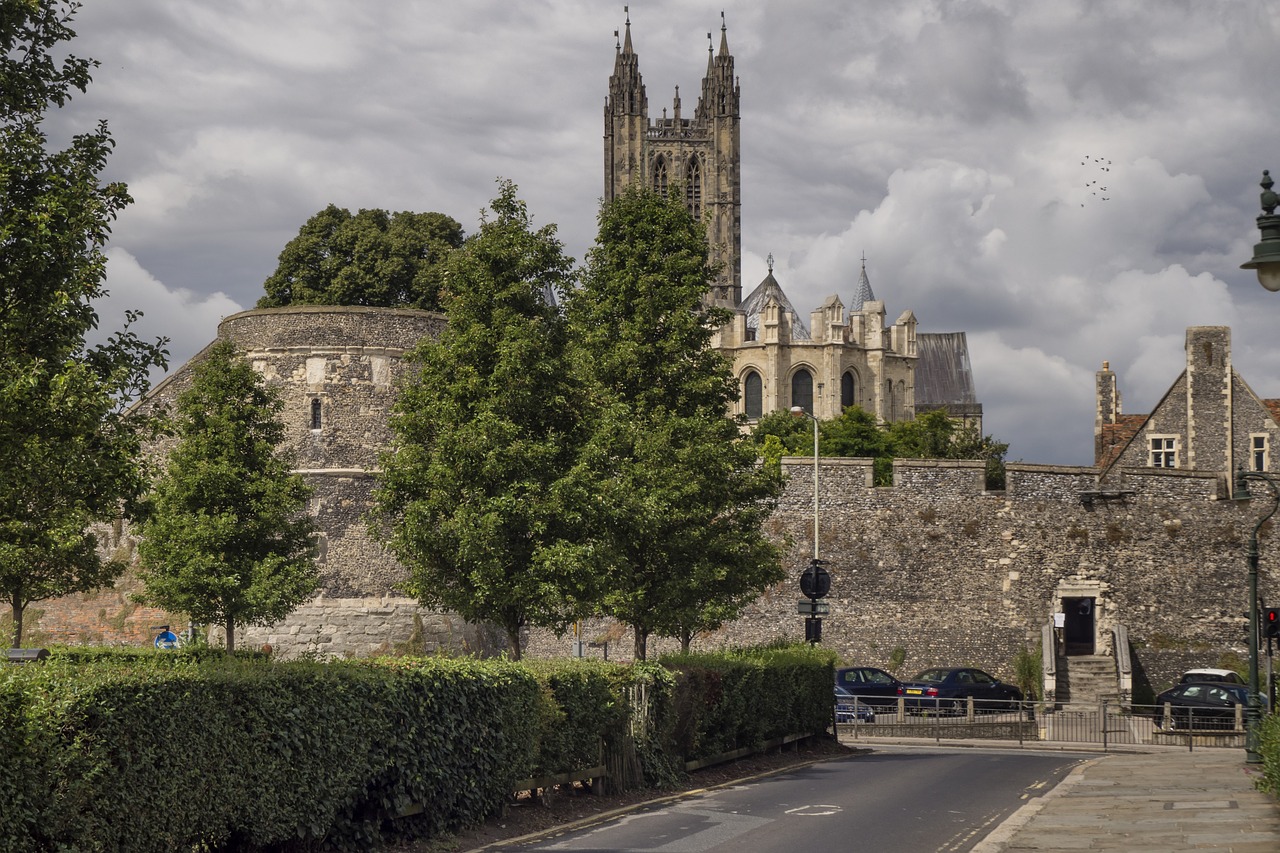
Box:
[91,249,243,375]
[55,0,1280,465]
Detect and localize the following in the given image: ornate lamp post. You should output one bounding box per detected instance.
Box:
[1241,170,1280,292]
[1234,467,1278,764]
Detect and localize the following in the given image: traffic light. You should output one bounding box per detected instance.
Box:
[1264,607,1280,639]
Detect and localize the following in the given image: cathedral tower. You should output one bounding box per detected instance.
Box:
[604,11,742,306]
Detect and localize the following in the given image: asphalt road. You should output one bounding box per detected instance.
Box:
[516,746,1093,852]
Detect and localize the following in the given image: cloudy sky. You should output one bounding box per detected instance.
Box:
[54,0,1280,465]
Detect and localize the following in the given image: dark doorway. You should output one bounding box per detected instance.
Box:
[1062,597,1096,656]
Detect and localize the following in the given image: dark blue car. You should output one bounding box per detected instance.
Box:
[834,666,903,707]
[897,667,1023,713]
[834,684,876,723]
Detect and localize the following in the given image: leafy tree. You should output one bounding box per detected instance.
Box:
[0,1,168,647]
[258,204,465,310]
[567,184,784,660]
[373,180,588,660]
[135,341,318,653]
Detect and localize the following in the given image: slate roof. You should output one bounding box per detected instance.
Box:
[915,332,977,409]
[739,270,811,340]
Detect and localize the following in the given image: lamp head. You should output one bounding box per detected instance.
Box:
[1235,466,1253,500]
[1241,170,1280,292]
[790,406,805,417]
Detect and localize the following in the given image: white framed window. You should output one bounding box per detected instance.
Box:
[1251,433,1270,472]
[1149,435,1178,468]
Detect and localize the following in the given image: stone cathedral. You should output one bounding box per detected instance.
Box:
[604,13,981,428]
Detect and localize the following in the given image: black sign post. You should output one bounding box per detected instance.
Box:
[799,558,831,645]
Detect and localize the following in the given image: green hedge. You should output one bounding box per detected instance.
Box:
[1259,710,1280,797]
[0,644,834,851]
[657,644,835,761]
[0,654,540,853]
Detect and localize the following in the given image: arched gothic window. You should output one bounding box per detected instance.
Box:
[792,369,813,414]
[884,380,894,423]
[686,156,702,218]
[744,371,762,420]
[841,371,857,411]
[653,156,668,194]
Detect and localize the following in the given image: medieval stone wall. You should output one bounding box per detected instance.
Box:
[527,458,1276,695]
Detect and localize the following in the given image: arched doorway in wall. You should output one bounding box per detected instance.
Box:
[792,368,813,414]
[743,370,762,420]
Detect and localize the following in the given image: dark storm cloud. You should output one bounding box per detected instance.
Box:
[56,0,1280,465]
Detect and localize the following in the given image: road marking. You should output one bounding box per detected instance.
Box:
[783,804,842,816]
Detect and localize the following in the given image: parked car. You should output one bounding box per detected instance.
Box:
[897,667,1023,713]
[1178,668,1244,685]
[834,666,903,706]
[834,684,876,723]
[1155,682,1250,729]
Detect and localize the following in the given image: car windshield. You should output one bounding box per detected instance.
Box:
[913,669,948,683]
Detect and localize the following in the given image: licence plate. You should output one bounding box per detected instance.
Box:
[906,688,922,695]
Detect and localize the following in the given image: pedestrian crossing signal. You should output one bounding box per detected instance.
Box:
[1265,607,1280,639]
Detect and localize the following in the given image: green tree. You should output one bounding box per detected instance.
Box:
[135,341,317,653]
[373,180,588,660]
[567,184,784,660]
[0,1,168,647]
[257,204,465,310]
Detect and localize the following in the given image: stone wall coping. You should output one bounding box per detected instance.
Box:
[1006,463,1098,474]
[220,305,444,325]
[891,457,985,469]
[294,468,377,478]
[780,456,873,466]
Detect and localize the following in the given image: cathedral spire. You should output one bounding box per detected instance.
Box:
[718,11,729,56]
[851,253,877,312]
[622,6,633,54]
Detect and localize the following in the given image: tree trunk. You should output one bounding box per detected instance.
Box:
[633,627,648,661]
[10,597,23,649]
[507,624,523,661]
[680,628,694,654]
[225,619,235,654]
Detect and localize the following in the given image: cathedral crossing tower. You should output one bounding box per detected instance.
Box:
[604,10,741,306]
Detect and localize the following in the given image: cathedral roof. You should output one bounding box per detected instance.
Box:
[850,257,876,312]
[739,262,811,340]
[915,332,977,408]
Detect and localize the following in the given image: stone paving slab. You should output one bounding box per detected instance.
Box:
[972,749,1280,852]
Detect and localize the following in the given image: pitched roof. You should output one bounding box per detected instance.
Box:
[915,332,976,408]
[739,270,811,340]
[850,259,876,312]
[1096,414,1147,468]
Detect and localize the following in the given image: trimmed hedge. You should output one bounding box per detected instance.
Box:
[0,644,834,851]
[0,654,540,852]
[657,644,836,762]
[1259,709,1280,797]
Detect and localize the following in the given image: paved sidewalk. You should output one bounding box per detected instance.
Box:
[972,748,1280,852]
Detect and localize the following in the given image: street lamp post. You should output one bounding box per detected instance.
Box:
[1234,468,1278,764]
[790,403,820,561]
[1241,170,1280,292]
[792,391,828,643]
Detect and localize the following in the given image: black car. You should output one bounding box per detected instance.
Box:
[897,667,1023,713]
[834,685,876,723]
[1154,682,1250,730]
[834,666,903,707]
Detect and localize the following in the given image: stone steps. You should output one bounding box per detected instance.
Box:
[1057,655,1118,708]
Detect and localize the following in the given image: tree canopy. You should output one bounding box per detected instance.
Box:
[751,406,1008,488]
[257,205,464,310]
[0,0,168,647]
[135,341,318,653]
[565,184,784,659]
[373,180,589,659]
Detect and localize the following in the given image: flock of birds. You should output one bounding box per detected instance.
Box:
[1082,156,1112,205]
